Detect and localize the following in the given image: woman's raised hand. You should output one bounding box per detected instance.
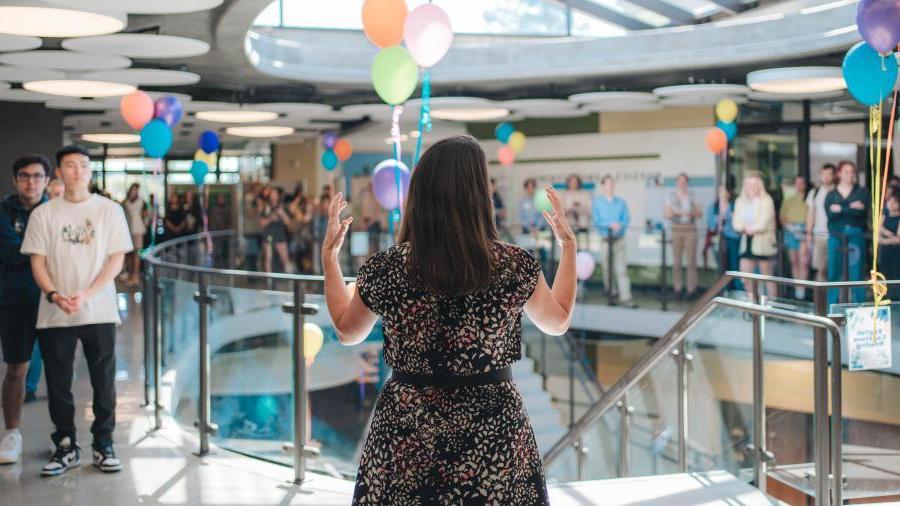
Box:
[542,186,576,247]
[323,192,353,257]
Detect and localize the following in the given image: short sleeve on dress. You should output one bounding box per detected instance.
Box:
[510,245,541,302]
[355,249,385,315]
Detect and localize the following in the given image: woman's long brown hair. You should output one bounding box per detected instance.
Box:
[398,136,499,296]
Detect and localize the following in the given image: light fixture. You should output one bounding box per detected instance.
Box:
[80,133,140,144]
[747,67,846,94]
[0,1,125,37]
[225,125,294,138]
[196,110,279,123]
[23,79,135,98]
[430,108,509,121]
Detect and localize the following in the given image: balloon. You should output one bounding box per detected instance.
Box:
[534,188,552,213]
[189,160,209,186]
[362,0,408,48]
[322,132,338,149]
[495,122,515,144]
[153,95,183,128]
[856,0,900,54]
[575,251,596,281]
[120,91,154,131]
[303,322,324,359]
[372,159,411,210]
[199,130,219,154]
[498,146,515,166]
[842,41,898,106]
[321,149,338,171]
[716,120,737,142]
[194,149,216,169]
[140,119,172,159]
[508,131,526,153]
[334,139,353,161]
[705,128,727,154]
[715,99,738,123]
[371,46,419,106]
[403,4,453,68]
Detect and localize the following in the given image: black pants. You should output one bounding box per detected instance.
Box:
[38,323,116,445]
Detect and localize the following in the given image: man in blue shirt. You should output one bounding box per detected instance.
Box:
[592,175,636,308]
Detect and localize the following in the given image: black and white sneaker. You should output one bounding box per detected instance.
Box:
[92,441,122,473]
[41,437,80,477]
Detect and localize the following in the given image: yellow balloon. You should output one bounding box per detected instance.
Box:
[508,131,527,154]
[303,322,324,359]
[194,149,217,169]
[715,99,738,123]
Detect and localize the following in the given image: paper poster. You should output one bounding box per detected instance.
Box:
[847,306,892,371]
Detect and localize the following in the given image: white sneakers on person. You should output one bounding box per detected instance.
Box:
[41,437,80,476]
[0,430,22,464]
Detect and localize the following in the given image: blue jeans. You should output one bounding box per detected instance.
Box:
[25,341,41,394]
[724,236,743,290]
[827,227,867,306]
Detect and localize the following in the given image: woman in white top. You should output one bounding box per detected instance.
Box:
[121,183,147,286]
[732,172,777,296]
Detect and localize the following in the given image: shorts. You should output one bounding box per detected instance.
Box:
[132,233,144,250]
[741,236,774,261]
[784,223,806,251]
[0,304,39,364]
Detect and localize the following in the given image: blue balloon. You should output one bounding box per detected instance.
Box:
[842,41,898,106]
[495,122,515,144]
[199,130,220,154]
[716,120,737,142]
[190,160,209,186]
[154,95,183,128]
[140,119,172,159]
[321,149,338,171]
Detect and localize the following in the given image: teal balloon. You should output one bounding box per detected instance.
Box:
[716,121,737,142]
[495,122,515,144]
[321,149,338,171]
[842,41,898,106]
[189,160,209,185]
[140,119,172,159]
[371,46,419,106]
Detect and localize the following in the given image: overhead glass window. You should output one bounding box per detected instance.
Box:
[661,0,721,18]
[583,0,671,28]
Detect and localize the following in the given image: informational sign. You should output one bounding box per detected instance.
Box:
[846,306,892,371]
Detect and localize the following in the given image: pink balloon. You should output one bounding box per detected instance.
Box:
[498,146,515,167]
[403,4,453,68]
[120,91,155,131]
[575,251,596,281]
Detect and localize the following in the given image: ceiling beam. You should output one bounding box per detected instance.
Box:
[707,0,748,14]
[624,0,697,25]
[554,0,655,30]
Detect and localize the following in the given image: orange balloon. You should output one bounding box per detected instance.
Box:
[120,91,154,131]
[334,139,353,161]
[705,128,728,154]
[362,0,408,48]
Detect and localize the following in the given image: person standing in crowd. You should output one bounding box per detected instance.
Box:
[665,173,701,300]
[706,184,741,284]
[490,178,507,231]
[805,164,835,281]
[733,172,778,297]
[242,183,263,271]
[207,193,229,231]
[22,145,132,476]
[592,175,636,308]
[358,180,384,257]
[182,189,201,237]
[825,160,868,304]
[120,183,147,287]
[260,186,294,273]
[288,188,314,273]
[311,185,333,274]
[880,191,900,300]
[163,192,185,241]
[518,178,547,267]
[562,174,592,248]
[46,178,64,200]
[323,136,573,505]
[0,154,50,464]
[781,176,810,299]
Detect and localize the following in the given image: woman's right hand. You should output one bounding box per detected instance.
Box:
[322,193,353,258]
[542,186,576,247]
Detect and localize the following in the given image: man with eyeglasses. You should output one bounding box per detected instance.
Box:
[0,154,50,465]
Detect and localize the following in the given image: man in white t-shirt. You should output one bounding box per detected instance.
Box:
[805,163,835,281]
[21,145,132,477]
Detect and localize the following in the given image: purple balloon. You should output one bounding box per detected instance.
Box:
[857,0,900,54]
[154,95,183,128]
[323,132,338,149]
[372,159,410,210]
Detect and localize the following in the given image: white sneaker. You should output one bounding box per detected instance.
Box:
[0,430,22,464]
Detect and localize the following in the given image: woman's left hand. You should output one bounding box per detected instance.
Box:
[322,193,353,258]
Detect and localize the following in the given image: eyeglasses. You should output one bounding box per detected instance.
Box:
[15,173,47,182]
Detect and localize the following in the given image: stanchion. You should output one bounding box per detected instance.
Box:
[141,264,153,408]
[193,272,217,456]
[152,267,163,430]
[660,228,668,311]
[606,229,615,306]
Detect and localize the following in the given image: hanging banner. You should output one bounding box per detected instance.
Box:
[846,305,892,371]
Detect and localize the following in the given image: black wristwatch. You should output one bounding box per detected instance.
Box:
[46,291,58,303]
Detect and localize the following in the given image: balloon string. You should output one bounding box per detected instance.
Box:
[413,70,431,168]
[391,105,405,226]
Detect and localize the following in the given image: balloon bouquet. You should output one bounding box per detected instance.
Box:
[494,122,527,167]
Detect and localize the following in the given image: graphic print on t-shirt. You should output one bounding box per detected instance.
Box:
[61,219,95,245]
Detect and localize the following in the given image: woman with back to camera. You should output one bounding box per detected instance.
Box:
[322,136,576,505]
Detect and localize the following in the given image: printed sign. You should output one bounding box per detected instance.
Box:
[846,306,892,371]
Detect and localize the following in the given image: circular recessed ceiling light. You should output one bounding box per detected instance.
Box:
[747,67,846,94]
[522,109,590,119]
[0,50,130,71]
[568,92,657,104]
[196,110,278,123]
[225,125,294,138]
[62,34,211,59]
[248,102,333,116]
[0,1,125,37]
[653,83,749,98]
[661,95,748,107]
[184,101,237,112]
[498,99,575,111]
[0,34,41,51]
[430,108,509,121]
[0,88,55,102]
[406,96,490,109]
[84,69,201,86]
[24,79,135,98]
[45,0,224,15]
[748,90,846,102]
[581,101,662,112]
[81,133,140,144]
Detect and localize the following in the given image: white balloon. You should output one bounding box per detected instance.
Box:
[403,4,453,68]
[575,251,596,281]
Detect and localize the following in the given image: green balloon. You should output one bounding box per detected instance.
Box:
[371,46,419,106]
[534,188,552,213]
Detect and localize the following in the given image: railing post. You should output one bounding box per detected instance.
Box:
[830,314,843,506]
[607,229,615,306]
[840,232,849,304]
[674,341,689,473]
[751,281,768,492]
[812,285,831,503]
[617,393,632,478]
[569,356,576,427]
[142,263,153,408]
[152,267,163,430]
[574,437,586,481]
[660,228,668,311]
[193,272,217,456]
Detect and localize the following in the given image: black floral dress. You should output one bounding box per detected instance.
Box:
[353,241,549,505]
